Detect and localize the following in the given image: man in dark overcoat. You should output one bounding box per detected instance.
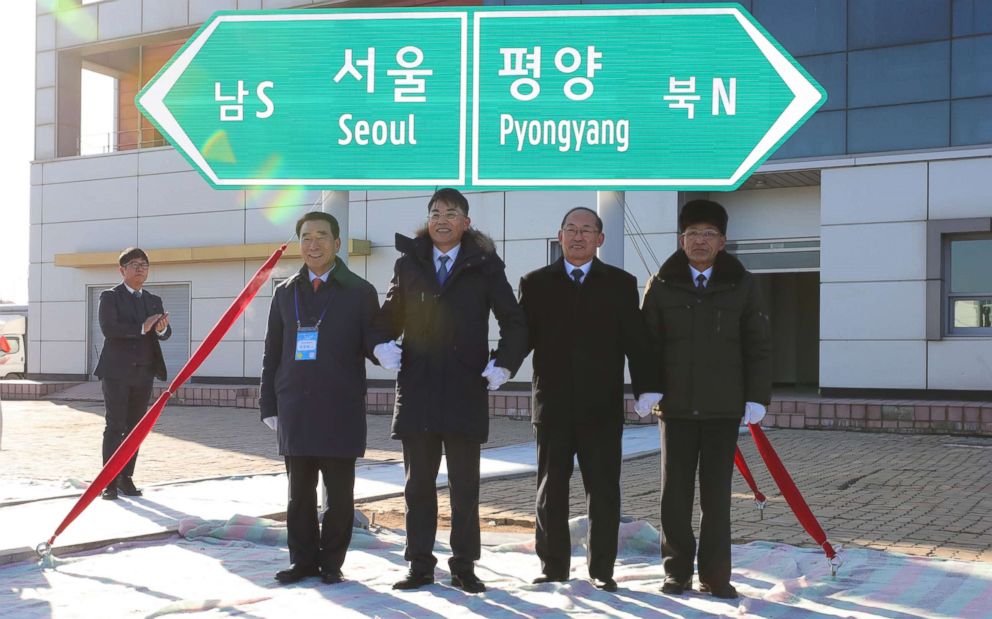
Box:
[373,188,528,594]
[518,207,661,592]
[95,247,171,501]
[260,211,380,585]
[642,199,772,600]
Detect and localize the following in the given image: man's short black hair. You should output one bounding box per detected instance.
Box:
[427,187,469,216]
[560,207,603,233]
[295,211,340,239]
[118,247,149,266]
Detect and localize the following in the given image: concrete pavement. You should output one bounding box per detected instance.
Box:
[2,399,990,564]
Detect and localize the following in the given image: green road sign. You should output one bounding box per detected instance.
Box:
[137,4,825,191]
[137,11,468,188]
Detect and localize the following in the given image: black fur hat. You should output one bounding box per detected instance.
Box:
[679,199,728,235]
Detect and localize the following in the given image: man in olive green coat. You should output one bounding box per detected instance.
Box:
[641,199,772,601]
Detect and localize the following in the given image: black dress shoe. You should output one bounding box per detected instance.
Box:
[532,575,568,584]
[393,569,434,590]
[321,569,344,584]
[661,575,692,595]
[451,572,486,594]
[116,477,143,497]
[592,577,618,592]
[101,486,118,501]
[274,564,319,584]
[699,582,739,599]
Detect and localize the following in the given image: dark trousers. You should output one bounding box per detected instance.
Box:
[534,422,622,580]
[660,418,740,587]
[285,455,356,572]
[401,433,481,575]
[101,376,154,478]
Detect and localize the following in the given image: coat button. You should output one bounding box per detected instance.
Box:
[692,410,699,416]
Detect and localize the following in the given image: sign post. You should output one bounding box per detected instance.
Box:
[138,5,825,191]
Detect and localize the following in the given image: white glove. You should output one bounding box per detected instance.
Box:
[262,416,278,431]
[374,340,403,371]
[481,358,511,391]
[743,401,766,425]
[634,392,663,417]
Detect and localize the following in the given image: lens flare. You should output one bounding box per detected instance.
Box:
[245,155,311,224]
[51,2,97,41]
[201,130,236,164]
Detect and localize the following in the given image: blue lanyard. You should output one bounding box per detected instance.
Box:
[294,279,333,329]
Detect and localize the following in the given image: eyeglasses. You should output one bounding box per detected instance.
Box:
[124,261,150,270]
[429,211,464,223]
[682,230,722,241]
[561,226,599,238]
[300,234,332,245]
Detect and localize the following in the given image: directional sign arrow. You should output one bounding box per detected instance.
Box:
[137,5,824,191]
[137,10,468,188]
[472,5,826,189]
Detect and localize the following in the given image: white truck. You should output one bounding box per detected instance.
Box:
[0,315,26,379]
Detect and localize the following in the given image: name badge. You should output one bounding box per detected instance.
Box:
[295,327,318,361]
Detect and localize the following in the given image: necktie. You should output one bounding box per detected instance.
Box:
[132,290,145,318]
[437,255,450,285]
[571,268,584,285]
[696,274,707,288]
[312,278,322,293]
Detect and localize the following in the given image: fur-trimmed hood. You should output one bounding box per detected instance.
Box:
[655,249,746,288]
[394,227,498,262]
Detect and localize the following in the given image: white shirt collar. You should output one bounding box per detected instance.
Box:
[689,265,714,286]
[308,264,335,283]
[433,244,461,270]
[564,259,593,282]
[123,283,141,295]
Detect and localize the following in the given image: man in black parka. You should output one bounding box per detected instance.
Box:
[260,211,380,586]
[518,207,661,592]
[374,188,528,594]
[642,199,772,600]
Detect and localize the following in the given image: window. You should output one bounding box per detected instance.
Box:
[0,335,20,355]
[945,236,992,334]
[548,239,562,264]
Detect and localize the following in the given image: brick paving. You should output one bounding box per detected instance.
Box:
[2,400,990,562]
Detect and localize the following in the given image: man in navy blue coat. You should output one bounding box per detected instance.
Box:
[260,211,380,585]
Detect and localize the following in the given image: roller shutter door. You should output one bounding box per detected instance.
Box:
[87,284,191,382]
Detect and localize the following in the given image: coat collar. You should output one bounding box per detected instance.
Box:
[548,256,609,281]
[394,227,497,267]
[285,257,358,289]
[656,250,746,289]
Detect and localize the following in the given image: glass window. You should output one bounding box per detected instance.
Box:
[946,236,992,335]
[848,101,949,154]
[752,0,847,56]
[952,96,992,146]
[548,239,562,264]
[950,239,992,293]
[849,42,949,108]
[0,335,19,355]
[953,0,992,36]
[849,0,950,49]
[952,35,992,98]
[797,53,846,111]
[772,109,846,159]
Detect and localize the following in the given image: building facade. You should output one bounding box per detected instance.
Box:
[30,0,992,397]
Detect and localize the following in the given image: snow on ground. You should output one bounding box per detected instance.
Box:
[3,516,989,618]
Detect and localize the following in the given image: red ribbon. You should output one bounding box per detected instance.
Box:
[46,244,287,548]
[733,446,766,504]
[747,423,837,560]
